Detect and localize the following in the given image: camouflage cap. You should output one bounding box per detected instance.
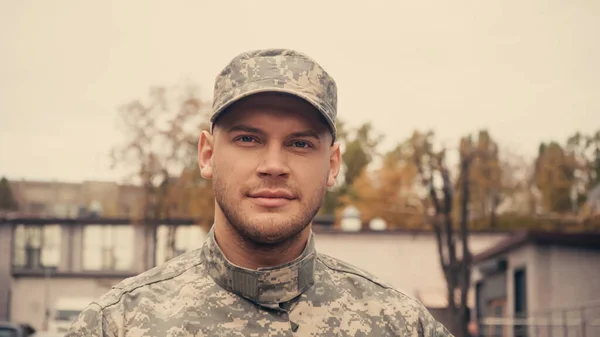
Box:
[210,48,338,140]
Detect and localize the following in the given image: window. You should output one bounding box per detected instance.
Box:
[12,224,61,269]
[82,225,134,271]
[514,268,528,337]
[155,225,206,265]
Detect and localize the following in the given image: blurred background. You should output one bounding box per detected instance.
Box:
[1,1,599,337]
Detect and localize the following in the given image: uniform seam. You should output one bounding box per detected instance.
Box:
[97,259,206,311]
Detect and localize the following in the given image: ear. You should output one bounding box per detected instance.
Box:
[327,142,342,188]
[198,130,214,179]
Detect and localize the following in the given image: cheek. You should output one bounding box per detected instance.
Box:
[293,159,330,185]
[213,151,254,181]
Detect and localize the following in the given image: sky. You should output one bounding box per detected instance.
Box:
[1,0,599,183]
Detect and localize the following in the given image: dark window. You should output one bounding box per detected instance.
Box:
[475,281,484,333]
[514,268,528,337]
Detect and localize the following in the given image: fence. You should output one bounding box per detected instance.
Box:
[478,300,600,337]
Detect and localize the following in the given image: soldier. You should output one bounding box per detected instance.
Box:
[66,49,454,337]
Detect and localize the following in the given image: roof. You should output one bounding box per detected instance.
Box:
[473,230,600,264]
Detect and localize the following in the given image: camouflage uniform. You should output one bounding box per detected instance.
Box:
[67,229,452,336]
[66,49,454,337]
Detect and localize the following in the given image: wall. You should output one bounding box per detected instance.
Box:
[547,246,600,308]
[314,232,509,307]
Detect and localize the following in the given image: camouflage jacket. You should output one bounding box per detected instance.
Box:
[66,229,453,337]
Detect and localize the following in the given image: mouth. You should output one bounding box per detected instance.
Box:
[247,190,296,208]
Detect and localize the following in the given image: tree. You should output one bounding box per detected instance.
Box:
[320,121,383,217]
[164,167,214,225]
[410,130,475,337]
[0,177,19,214]
[348,146,424,229]
[110,82,211,267]
[533,142,578,214]
[453,130,502,227]
[566,130,600,203]
[565,130,600,224]
[497,149,536,216]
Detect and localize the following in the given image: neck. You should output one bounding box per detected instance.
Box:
[213,218,311,270]
[200,225,318,304]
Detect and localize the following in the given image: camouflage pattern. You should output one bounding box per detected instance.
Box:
[66,228,454,337]
[210,48,338,140]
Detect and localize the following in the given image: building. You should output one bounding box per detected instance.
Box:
[472,230,600,337]
[0,178,514,334]
[7,179,143,218]
[0,216,509,333]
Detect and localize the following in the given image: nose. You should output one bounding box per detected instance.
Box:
[256,144,290,178]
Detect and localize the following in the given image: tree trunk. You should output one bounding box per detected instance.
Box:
[416,149,474,337]
[457,156,473,337]
[166,225,177,261]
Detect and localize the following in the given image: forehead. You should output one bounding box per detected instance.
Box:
[215,93,330,132]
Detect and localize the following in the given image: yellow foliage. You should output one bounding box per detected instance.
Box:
[533,142,578,213]
[163,167,215,231]
[340,151,427,229]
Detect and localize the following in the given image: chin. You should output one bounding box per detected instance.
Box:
[236,213,308,245]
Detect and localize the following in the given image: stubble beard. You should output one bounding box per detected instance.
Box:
[212,171,328,247]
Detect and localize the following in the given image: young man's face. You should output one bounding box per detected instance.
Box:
[198,93,341,245]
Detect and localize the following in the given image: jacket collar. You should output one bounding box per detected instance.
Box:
[201,228,317,305]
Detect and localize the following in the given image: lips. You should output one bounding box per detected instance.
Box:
[249,189,295,199]
[248,189,296,207]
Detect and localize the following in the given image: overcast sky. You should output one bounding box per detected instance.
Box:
[1,0,599,183]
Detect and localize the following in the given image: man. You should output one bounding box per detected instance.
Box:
[66,49,453,337]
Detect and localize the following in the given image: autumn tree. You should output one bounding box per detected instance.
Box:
[497,149,537,216]
[110,82,211,267]
[451,130,501,227]
[566,130,600,204]
[164,166,214,227]
[320,121,383,216]
[564,130,600,224]
[348,145,424,229]
[408,130,478,337]
[532,142,578,214]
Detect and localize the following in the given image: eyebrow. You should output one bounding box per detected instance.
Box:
[227,124,265,135]
[227,124,323,141]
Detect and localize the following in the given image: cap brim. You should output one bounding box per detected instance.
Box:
[211,87,336,140]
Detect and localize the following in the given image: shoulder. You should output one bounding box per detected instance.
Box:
[67,249,210,336]
[67,248,209,337]
[77,250,208,317]
[316,253,454,336]
[97,248,208,311]
[95,248,206,309]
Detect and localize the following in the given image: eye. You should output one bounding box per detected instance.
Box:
[235,135,258,144]
[291,140,313,149]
